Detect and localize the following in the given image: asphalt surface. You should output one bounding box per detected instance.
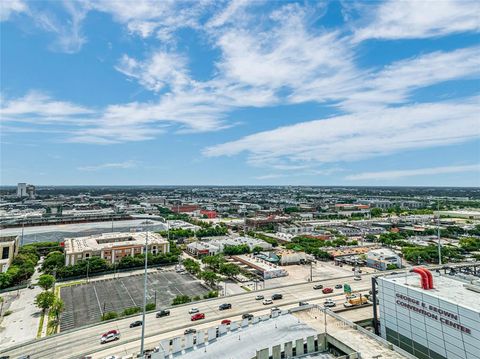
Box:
[0,273,374,359]
[60,270,209,330]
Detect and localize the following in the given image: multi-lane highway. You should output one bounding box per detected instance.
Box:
[0,274,375,359]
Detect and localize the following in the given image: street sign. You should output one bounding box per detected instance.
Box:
[344,284,352,294]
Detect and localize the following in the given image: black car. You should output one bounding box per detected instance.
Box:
[242,313,254,320]
[156,309,170,318]
[184,328,197,335]
[271,294,283,300]
[313,284,323,290]
[130,320,143,328]
[335,284,343,289]
[218,303,232,310]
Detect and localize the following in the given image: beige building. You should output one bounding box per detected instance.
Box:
[0,236,20,273]
[64,231,169,266]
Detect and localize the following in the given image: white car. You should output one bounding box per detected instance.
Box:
[354,276,361,281]
[255,295,264,300]
[188,307,199,314]
[323,299,336,308]
[262,299,273,305]
[100,333,119,344]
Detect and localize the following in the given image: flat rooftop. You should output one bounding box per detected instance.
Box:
[380,272,480,311]
[64,231,167,253]
[180,314,320,359]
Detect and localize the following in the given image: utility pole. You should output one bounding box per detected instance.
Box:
[21,216,25,247]
[310,261,313,282]
[140,230,149,356]
[86,259,89,283]
[437,201,442,265]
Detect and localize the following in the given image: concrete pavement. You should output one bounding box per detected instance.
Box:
[0,273,375,359]
[0,259,44,351]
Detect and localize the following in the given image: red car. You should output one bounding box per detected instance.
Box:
[191,313,205,321]
[322,288,333,294]
[101,329,119,338]
[221,319,231,325]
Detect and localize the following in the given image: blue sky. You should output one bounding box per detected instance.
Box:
[1,0,479,186]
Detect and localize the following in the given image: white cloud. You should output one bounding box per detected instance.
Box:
[32,2,88,53]
[204,97,480,166]
[291,46,480,109]
[215,5,353,95]
[206,0,249,28]
[116,52,190,92]
[1,91,93,121]
[346,164,480,181]
[77,160,138,171]
[0,0,27,21]
[353,0,480,42]
[89,0,211,40]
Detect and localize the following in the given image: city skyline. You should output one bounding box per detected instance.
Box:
[1,0,479,186]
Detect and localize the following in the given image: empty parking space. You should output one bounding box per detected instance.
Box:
[59,270,209,331]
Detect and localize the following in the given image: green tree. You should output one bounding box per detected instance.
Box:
[50,298,64,322]
[42,251,65,274]
[252,246,263,254]
[34,291,55,313]
[201,254,225,271]
[459,237,480,252]
[200,270,219,287]
[370,208,383,217]
[223,244,250,255]
[183,258,201,275]
[38,274,56,291]
[219,263,240,277]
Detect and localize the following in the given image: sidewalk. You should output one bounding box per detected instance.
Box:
[0,260,44,351]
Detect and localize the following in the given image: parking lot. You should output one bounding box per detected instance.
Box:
[257,261,377,289]
[59,270,209,331]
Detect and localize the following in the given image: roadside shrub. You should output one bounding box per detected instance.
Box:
[3,310,12,316]
[192,295,201,301]
[145,303,156,311]
[122,307,141,316]
[101,311,118,321]
[203,290,218,299]
[172,295,191,305]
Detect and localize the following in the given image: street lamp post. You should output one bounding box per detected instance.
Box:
[86,260,89,283]
[140,230,149,357]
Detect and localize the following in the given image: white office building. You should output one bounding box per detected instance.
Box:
[377,270,480,359]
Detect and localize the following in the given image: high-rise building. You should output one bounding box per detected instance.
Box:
[16,183,27,197]
[16,183,35,198]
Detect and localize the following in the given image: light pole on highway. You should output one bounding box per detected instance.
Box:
[140,228,149,357]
